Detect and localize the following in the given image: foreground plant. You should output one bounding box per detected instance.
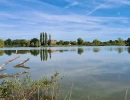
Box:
[0,72,64,100]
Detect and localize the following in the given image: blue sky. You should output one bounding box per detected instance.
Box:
[0,0,130,41]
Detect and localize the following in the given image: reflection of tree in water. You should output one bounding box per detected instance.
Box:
[4,50,13,56]
[4,50,30,56]
[93,48,100,53]
[2,49,76,61]
[17,50,29,54]
[40,49,52,61]
[59,50,64,53]
[59,50,69,53]
[0,50,4,56]
[117,48,123,54]
[78,48,84,55]
[108,48,113,51]
[127,47,130,54]
[48,50,51,59]
[30,50,40,56]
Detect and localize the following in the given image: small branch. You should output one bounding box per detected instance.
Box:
[8,71,28,78]
[0,56,20,70]
[14,65,30,69]
[14,58,30,67]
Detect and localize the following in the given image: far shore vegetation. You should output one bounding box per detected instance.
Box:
[0,32,130,48]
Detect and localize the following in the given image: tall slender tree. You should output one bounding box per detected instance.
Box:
[40,33,42,46]
[45,32,48,45]
[48,34,51,45]
[43,32,45,45]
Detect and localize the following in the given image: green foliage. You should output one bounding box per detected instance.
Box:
[117,38,125,45]
[0,39,4,47]
[48,34,51,45]
[70,41,77,45]
[4,38,12,46]
[126,38,130,46]
[40,33,43,45]
[58,40,64,45]
[45,33,48,45]
[77,38,84,45]
[0,72,64,100]
[40,32,51,46]
[24,40,30,47]
[93,39,100,46]
[43,32,45,45]
[4,39,30,47]
[64,41,70,45]
[30,38,40,47]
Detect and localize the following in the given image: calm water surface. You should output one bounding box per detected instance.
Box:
[0,46,130,100]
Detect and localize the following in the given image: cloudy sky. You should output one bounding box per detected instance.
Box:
[0,0,130,41]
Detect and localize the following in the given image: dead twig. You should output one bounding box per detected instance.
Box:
[14,58,30,68]
[0,56,20,70]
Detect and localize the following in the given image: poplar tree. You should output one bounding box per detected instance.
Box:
[45,32,48,45]
[40,33,42,45]
[43,32,45,45]
[48,34,51,45]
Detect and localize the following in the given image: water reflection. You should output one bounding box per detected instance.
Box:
[115,47,124,54]
[128,47,130,54]
[30,50,40,56]
[0,47,130,58]
[78,48,84,55]
[40,49,49,61]
[4,50,12,56]
[0,50,4,56]
[1,49,75,61]
[93,48,100,53]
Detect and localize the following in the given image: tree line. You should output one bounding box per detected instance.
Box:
[0,32,52,47]
[57,38,130,46]
[0,32,130,47]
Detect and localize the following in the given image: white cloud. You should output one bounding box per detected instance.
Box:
[107,0,130,5]
[0,11,130,40]
[65,1,79,8]
[0,0,130,40]
[86,0,130,15]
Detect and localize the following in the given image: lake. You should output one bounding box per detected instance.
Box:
[0,46,130,100]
